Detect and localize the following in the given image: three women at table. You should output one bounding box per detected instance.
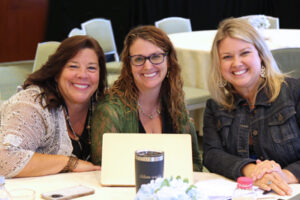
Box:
[0,35,106,178]
[203,17,299,195]
[91,25,202,171]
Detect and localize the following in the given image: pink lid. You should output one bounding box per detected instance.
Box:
[237,177,253,189]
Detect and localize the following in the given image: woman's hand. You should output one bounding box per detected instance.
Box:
[242,161,294,196]
[254,171,292,196]
[72,160,101,172]
[251,160,281,181]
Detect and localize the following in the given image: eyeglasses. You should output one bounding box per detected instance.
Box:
[129,53,168,66]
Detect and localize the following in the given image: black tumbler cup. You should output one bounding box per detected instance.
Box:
[135,150,164,192]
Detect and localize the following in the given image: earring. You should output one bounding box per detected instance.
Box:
[217,79,227,88]
[260,66,266,78]
[166,71,169,78]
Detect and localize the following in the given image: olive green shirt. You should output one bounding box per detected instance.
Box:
[91,95,202,171]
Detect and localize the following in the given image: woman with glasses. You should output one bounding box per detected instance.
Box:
[91,25,202,171]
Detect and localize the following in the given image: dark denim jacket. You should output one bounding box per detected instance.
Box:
[203,77,300,180]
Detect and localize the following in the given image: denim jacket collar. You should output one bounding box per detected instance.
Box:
[233,87,271,109]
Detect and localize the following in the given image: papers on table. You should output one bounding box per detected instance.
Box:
[195,179,297,200]
[195,179,235,200]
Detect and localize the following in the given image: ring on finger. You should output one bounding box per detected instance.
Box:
[267,180,272,185]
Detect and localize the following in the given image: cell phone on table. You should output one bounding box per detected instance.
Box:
[41,185,95,200]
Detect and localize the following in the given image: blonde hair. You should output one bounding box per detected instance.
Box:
[209,17,286,110]
[108,25,186,132]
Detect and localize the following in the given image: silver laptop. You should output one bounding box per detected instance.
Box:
[100,133,193,186]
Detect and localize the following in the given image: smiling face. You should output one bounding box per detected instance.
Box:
[129,38,168,93]
[218,36,262,94]
[57,48,99,107]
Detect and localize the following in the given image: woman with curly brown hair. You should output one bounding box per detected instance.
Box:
[91,25,202,171]
[0,35,107,177]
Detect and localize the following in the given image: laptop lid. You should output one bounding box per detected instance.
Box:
[100,133,193,186]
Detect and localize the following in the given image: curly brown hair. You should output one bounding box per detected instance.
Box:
[23,35,107,109]
[109,25,186,132]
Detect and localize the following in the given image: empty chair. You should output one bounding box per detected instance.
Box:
[271,48,300,78]
[81,18,119,62]
[107,73,120,87]
[32,41,60,72]
[266,16,280,29]
[155,17,192,34]
[0,61,33,100]
[239,15,279,29]
[106,61,122,74]
[183,87,210,111]
[81,18,122,74]
[68,28,85,37]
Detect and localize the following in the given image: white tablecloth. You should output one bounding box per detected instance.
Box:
[5,171,300,199]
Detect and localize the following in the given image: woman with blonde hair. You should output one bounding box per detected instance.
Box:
[91,25,202,171]
[203,18,300,195]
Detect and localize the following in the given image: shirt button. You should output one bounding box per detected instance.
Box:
[278,114,284,122]
[253,130,258,136]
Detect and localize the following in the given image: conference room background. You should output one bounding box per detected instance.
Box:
[1,0,300,62]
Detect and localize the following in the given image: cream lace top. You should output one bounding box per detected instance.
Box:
[0,86,73,178]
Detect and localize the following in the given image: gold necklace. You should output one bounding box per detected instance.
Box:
[138,102,161,119]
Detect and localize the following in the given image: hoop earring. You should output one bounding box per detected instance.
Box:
[260,66,266,78]
[217,79,227,88]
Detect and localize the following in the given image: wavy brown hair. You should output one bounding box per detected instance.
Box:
[109,25,186,132]
[23,35,107,109]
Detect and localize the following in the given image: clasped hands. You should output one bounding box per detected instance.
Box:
[243,160,296,196]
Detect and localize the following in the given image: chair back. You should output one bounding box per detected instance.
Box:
[271,48,300,78]
[68,28,86,37]
[155,17,192,34]
[239,15,279,29]
[32,41,61,72]
[81,18,119,62]
[0,61,33,100]
[267,16,280,29]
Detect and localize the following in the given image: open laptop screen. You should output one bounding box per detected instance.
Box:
[100,133,193,186]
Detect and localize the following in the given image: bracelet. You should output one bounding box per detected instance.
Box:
[61,156,79,173]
